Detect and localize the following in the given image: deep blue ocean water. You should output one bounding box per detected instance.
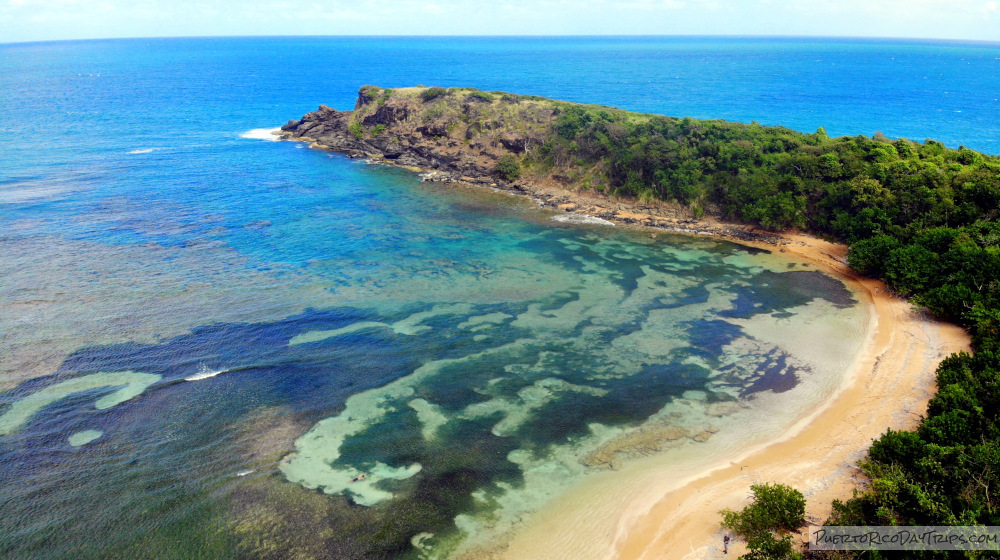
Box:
[0,36,995,559]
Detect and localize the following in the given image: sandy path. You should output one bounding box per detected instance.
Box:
[493,230,969,560]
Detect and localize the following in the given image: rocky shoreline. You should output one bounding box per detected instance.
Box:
[278,94,787,249]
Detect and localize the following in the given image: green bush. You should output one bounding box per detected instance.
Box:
[371,124,387,136]
[420,87,448,102]
[376,88,394,106]
[742,533,803,560]
[348,121,364,139]
[846,234,901,277]
[495,155,521,182]
[722,483,806,537]
[466,90,494,103]
[722,484,806,560]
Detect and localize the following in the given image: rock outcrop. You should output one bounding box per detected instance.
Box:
[280,86,545,186]
[279,85,787,247]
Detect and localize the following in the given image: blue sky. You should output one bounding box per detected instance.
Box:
[1,0,998,44]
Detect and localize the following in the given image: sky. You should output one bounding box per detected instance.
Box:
[1,0,998,44]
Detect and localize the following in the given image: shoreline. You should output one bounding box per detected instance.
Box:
[607,233,970,560]
[279,132,972,559]
[494,231,968,560]
[492,234,969,560]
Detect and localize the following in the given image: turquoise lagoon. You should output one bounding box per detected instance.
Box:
[2,36,995,559]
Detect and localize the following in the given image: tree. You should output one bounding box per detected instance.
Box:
[722,483,807,537]
[494,155,521,182]
[721,483,806,559]
[847,234,900,277]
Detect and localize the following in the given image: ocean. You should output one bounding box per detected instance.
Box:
[0,36,995,559]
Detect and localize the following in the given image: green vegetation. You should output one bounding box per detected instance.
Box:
[742,533,802,560]
[420,86,448,102]
[377,88,393,105]
[722,483,806,560]
[348,121,364,139]
[723,483,807,536]
[533,104,1000,234]
[824,347,1000,559]
[466,90,495,103]
[494,154,521,182]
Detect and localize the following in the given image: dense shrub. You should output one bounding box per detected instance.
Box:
[494,155,520,182]
[420,87,448,102]
[529,100,999,236]
[466,90,494,103]
[722,483,806,560]
[348,121,364,139]
[722,483,807,537]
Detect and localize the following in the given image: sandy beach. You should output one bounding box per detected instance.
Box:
[607,231,970,560]
[489,207,970,560]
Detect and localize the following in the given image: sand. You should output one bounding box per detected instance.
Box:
[491,227,970,560]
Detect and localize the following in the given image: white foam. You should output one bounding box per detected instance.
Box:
[240,127,282,141]
[552,213,616,227]
[127,148,157,154]
[184,365,227,381]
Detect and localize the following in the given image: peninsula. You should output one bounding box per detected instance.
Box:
[281,86,998,559]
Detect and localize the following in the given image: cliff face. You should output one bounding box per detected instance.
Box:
[280,85,567,186]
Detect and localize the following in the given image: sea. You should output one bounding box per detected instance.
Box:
[0,36,997,560]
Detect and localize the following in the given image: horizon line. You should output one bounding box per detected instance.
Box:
[4,33,1000,48]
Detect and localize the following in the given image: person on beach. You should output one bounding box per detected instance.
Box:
[723,534,730,554]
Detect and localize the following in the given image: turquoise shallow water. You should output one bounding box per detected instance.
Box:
[0,36,991,558]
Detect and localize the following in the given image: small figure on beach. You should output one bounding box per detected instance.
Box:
[352,474,366,482]
[723,534,730,554]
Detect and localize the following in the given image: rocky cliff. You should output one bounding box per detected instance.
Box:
[278,85,784,242]
[280,85,582,188]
